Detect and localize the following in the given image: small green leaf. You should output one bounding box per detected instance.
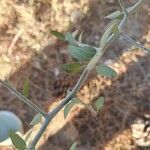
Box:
[65,32,77,45]
[61,63,83,74]
[64,98,80,119]
[68,45,96,62]
[9,130,26,150]
[100,21,119,48]
[96,64,117,78]
[23,77,30,98]
[69,141,77,150]
[30,113,43,126]
[105,11,122,20]
[95,97,105,111]
[51,30,65,40]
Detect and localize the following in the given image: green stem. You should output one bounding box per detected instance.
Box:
[118,0,128,14]
[27,0,145,148]
[127,0,145,15]
[0,80,47,117]
[118,0,128,31]
[0,0,145,149]
[28,32,119,149]
[121,33,150,52]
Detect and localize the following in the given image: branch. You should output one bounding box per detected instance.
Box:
[121,33,150,52]
[0,0,144,149]
[28,32,119,149]
[127,0,145,16]
[118,0,128,14]
[0,80,47,117]
[118,0,128,31]
[118,0,145,30]
[27,0,145,149]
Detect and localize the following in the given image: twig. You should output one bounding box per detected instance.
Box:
[0,80,47,117]
[127,0,145,16]
[121,33,150,52]
[0,0,145,149]
[118,0,128,31]
[28,32,119,149]
[27,0,145,149]
[118,0,128,14]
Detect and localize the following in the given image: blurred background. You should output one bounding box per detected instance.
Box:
[0,0,150,149]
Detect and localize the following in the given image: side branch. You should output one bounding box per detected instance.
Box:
[28,32,119,150]
[0,80,47,117]
[121,33,150,52]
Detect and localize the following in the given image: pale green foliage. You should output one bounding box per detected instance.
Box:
[64,98,81,119]
[96,64,117,78]
[51,30,65,40]
[100,20,120,48]
[105,10,122,20]
[68,45,96,62]
[3,1,146,149]
[30,113,43,125]
[61,63,83,74]
[95,97,105,111]
[69,141,78,150]
[65,32,77,46]
[9,130,26,150]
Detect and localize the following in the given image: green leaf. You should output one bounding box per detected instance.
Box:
[95,97,105,111]
[61,63,83,74]
[105,11,122,20]
[23,77,30,98]
[30,113,43,126]
[9,130,26,150]
[64,98,80,119]
[65,32,77,45]
[69,141,77,150]
[100,21,119,48]
[96,64,117,78]
[68,45,96,61]
[51,30,65,40]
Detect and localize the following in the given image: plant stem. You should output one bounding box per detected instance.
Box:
[27,0,145,148]
[118,0,128,31]
[0,0,145,149]
[121,33,150,52]
[118,0,128,14]
[0,80,47,117]
[127,0,145,16]
[28,32,119,149]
